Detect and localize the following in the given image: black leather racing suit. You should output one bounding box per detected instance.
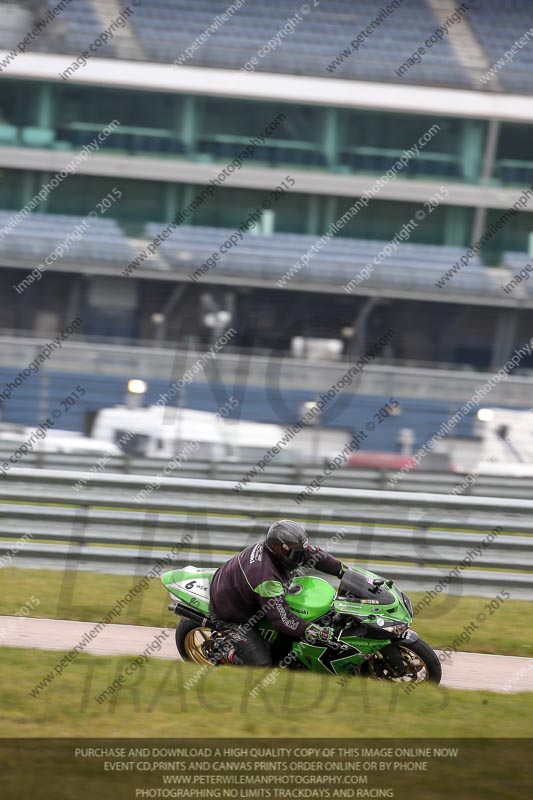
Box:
[209,541,344,666]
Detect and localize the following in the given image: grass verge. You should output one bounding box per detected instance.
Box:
[1,646,532,738]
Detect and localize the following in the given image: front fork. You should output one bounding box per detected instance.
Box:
[375,631,420,678]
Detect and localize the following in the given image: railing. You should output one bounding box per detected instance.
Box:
[1,468,532,598]
[0,452,533,499]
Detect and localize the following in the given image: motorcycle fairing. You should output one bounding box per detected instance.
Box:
[162,566,217,615]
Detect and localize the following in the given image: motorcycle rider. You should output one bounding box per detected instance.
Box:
[209,519,348,666]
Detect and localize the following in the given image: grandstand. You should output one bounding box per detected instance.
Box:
[0,211,135,270]
[2,1,532,91]
[0,0,533,456]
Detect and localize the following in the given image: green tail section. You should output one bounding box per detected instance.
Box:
[162,566,216,616]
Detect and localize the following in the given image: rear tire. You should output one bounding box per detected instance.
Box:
[367,638,442,685]
[175,618,213,665]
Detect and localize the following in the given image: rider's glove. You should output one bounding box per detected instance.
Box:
[305,623,336,645]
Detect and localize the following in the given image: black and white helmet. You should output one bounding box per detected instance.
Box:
[265,520,308,569]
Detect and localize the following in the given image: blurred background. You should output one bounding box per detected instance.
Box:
[0,0,533,489]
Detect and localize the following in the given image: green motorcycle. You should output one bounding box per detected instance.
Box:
[161,564,442,684]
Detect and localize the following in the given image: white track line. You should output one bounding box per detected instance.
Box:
[1,616,532,693]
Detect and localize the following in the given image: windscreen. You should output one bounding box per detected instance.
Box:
[337,570,395,605]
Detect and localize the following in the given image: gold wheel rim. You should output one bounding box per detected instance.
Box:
[368,645,430,684]
[183,627,212,665]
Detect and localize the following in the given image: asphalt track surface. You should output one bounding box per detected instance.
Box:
[1,616,532,693]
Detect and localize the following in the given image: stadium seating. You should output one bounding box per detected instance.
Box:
[0,209,503,296]
[0,0,107,56]
[468,0,533,93]
[130,0,470,88]
[1,0,531,93]
[502,252,533,293]
[0,211,135,266]
[0,3,32,51]
[44,0,113,57]
[502,251,530,269]
[145,223,496,294]
[0,199,502,296]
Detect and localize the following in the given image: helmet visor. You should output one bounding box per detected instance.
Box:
[287,547,307,565]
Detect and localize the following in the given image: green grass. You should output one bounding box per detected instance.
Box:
[1,567,531,658]
[0,566,170,629]
[1,646,532,739]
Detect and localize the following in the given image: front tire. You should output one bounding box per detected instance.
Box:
[175,618,213,665]
[367,638,442,685]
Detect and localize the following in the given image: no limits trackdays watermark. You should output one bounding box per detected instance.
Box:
[153,328,237,411]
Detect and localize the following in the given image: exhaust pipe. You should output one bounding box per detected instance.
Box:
[168,599,210,625]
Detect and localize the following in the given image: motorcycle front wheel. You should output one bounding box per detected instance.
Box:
[366,638,442,685]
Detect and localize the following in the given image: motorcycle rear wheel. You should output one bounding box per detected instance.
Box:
[366,638,442,685]
[175,618,213,665]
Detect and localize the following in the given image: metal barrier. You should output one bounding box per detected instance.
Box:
[1,468,532,598]
[1,451,533,499]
